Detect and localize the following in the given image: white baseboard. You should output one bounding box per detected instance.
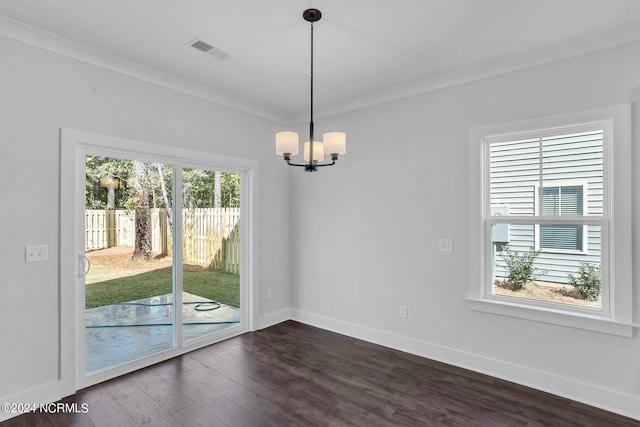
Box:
[0,380,63,422]
[256,308,291,330]
[290,308,640,422]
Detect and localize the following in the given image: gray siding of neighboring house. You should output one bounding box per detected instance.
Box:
[489,130,603,283]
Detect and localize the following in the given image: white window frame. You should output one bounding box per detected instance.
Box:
[533,180,588,255]
[467,104,632,337]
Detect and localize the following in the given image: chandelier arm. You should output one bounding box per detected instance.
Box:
[314,160,337,168]
[284,156,338,170]
[284,159,310,167]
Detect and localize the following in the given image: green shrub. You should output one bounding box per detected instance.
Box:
[499,246,545,290]
[568,261,601,301]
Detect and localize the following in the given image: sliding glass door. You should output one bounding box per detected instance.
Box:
[74,141,249,383]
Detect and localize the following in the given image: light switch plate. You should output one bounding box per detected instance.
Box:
[439,238,453,252]
[26,245,48,263]
[400,305,408,319]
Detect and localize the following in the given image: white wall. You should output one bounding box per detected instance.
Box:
[3,23,640,421]
[0,35,291,404]
[290,41,640,419]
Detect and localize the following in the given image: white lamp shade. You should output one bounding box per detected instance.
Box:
[304,141,324,161]
[323,132,346,155]
[276,131,299,155]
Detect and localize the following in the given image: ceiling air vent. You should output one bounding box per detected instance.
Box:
[187,38,231,60]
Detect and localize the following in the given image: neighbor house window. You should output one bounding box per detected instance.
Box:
[537,183,586,253]
[468,104,632,336]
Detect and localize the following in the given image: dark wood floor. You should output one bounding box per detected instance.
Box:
[3,320,639,426]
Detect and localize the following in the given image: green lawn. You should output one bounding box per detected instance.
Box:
[85,266,240,309]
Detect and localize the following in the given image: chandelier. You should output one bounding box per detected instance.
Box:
[275,8,346,172]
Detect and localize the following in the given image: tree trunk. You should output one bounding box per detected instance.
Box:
[133,206,152,260]
[213,171,222,208]
[93,181,101,205]
[155,164,173,229]
[132,160,152,261]
[106,173,116,210]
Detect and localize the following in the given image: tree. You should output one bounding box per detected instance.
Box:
[105,173,116,210]
[221,172,240,207]
[85,156,130,209]
[182,169,239,208]
[183,168,212,208]
[131,160,152,261]
[213,171,222,208]
[155,163,173,229]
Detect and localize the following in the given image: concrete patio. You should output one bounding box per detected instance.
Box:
[85,292,240,373]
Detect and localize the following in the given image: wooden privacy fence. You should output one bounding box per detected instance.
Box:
[85,208,240,273]
[85,210,135,250]
[183,208,240,274]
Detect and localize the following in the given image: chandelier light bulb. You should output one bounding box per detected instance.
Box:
[304,141,324,162]
[276,131,299,156]
[323,132,346,155]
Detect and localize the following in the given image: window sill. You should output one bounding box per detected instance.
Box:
[466,298,633,337]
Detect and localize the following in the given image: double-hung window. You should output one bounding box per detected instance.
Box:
[468,104,632,336]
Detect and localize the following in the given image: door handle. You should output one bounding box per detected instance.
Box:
[78,254,91,278]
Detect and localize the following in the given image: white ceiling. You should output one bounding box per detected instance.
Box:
[2,0,640,124]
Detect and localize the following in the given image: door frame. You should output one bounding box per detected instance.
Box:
[60,129,257,392]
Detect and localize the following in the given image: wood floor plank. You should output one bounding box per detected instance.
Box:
[3,320,639,426]
[76,385,136,427]
[170,403,228,427]
[114,387,181,427]
[130,369,194,415]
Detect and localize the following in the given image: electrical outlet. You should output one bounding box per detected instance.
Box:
[26,245,48,263]
[439,238,453,253]
[399,305,408,319]
[266,289,273,300]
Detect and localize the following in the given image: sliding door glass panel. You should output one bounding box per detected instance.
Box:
[182,168,241,342]
[84,156,176,373]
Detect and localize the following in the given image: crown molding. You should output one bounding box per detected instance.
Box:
[3,14,640,128]
[297,23,640,125]
[0,15,287,124]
